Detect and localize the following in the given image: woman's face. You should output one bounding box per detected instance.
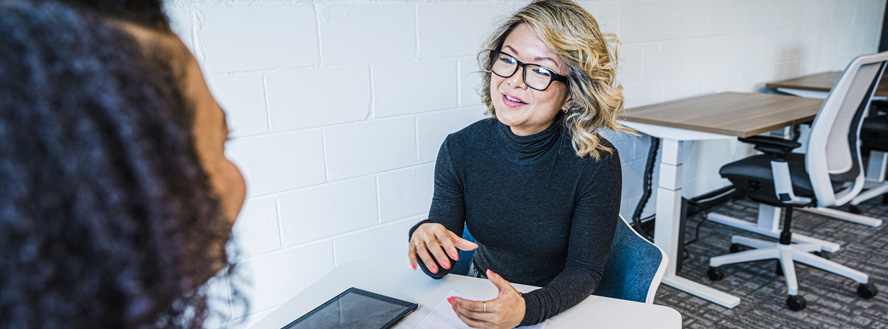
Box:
[123,23,247,240]
[179,46,247,225]
[490,23,571,136]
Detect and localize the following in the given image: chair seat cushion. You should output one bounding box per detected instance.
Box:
[720,153,816,196]
[719,153,844,205]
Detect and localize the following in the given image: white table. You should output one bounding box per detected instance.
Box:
[620,92,825,309]
[247,261,682,329]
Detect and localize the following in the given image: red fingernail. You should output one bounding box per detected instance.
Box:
[447,297,455,304]
[487,269,494,277]
[411,264,417,270]
[442,261,450,269]
[430,265,438,273]
[451,252,459,260]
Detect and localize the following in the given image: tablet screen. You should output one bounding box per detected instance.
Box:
[282,288,418,329]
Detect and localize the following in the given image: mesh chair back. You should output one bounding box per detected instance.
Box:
[807,52,888,206]
[592,215,667,304]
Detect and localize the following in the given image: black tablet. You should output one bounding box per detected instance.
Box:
[281,287,419,329]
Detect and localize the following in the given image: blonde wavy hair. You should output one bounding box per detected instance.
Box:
[479,0,628,159]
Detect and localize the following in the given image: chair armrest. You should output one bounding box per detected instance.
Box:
[770,160,812,205]
[738,136,802,159]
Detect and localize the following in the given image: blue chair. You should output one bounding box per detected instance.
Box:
[452,215,668,304]
[451,226,476,276]
[593,215,668,304]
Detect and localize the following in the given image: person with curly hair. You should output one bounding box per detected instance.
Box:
[0,1,246,328]
[407,0,626,327]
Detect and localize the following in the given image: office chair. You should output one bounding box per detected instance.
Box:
[706,52,887,311]
[451,227,476,276]
[802,113,888,225]
[798,118,886,227]
[593,214,668,304]
[454,215,668,304]
[848,114,888,212]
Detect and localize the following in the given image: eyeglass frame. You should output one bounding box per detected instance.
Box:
[488,50,569,91]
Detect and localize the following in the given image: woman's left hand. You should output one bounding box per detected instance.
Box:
[449,269,525,329]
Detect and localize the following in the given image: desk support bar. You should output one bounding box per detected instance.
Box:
[662,276,740,309]
[653,139,741,309]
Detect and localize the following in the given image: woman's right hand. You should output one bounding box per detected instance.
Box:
[408,223,478,274]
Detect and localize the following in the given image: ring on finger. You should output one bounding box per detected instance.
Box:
[483,301,487,312]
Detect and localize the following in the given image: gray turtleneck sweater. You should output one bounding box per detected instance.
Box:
[409,117,621,326]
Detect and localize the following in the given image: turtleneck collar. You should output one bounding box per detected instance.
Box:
[495,115,564,165]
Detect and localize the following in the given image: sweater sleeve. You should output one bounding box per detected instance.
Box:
[408,138,466,251]
[520,151,622,326]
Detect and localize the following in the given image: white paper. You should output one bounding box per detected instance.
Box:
[414,290,546,329]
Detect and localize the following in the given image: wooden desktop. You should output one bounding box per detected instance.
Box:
[766,71,888,98]
[619,91,824,309]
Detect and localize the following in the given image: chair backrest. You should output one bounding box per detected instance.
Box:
[592,215,668,304]
[451,226,476,276]
[454,216,668,304]
[807,51,888,207]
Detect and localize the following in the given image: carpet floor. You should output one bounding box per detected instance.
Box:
[653,197,888,329]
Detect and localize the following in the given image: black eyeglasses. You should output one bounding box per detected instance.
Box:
[489,50,568,91]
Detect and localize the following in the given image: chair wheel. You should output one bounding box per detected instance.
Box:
[849,205,861,214]
[858,283,878,299]
[707,266,725,281]
[786,295,806,311]
[729,243,747,253]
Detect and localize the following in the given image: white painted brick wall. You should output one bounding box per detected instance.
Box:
[459,57,485,106]
[417,3,516,58]
[195,4,319,73]
[332,217,420,267]
[225,130,325,197]
[229,196,280,260]
[377,165,435,222]
[318,4,416,65]
[416,107,488,162]
[265,65,372,131]
[277,177,378,245]
[374,59,459,117]
[207,73,269,138]
[619,1,669,42]
[163,0,886,325]
[323,117,417,180]
[236,241,334,313]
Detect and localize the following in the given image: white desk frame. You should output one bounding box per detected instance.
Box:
[247,261,682,329]
[619,120,741,309]
[618,120,859,308]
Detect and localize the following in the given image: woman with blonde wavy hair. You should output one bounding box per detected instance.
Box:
[407,0,625,327]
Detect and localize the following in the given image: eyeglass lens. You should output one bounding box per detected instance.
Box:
[491,52,556,90]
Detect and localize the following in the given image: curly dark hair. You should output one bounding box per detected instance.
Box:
[51,0,172,31]
[0,1,239,328]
